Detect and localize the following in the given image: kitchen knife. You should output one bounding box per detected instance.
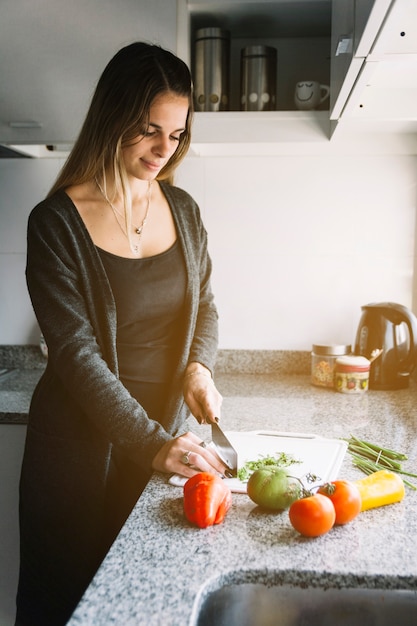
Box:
[211,419,238,477]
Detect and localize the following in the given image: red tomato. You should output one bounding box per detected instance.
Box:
[289,493,336,537]
[318,480,362,525]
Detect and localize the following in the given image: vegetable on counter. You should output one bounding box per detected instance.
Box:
[289,493,336,537]
[246,467,302,511]
[345,434,417,490]
[318,480,362,524]
[183,472,232,529]
[355,470,405,511]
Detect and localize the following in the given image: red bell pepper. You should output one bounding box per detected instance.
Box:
[183,472,232,528]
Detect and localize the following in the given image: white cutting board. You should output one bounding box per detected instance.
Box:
[169,430,347,493]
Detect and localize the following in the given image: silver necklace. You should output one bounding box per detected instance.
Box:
[95,178,152,255]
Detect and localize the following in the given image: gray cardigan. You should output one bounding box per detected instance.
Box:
[25,182,219,471]
[17,182,219,623]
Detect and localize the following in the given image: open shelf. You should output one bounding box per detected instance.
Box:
[177,0,333,148]
[178,0,332,112]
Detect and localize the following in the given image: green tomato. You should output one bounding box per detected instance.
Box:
[247,467,301,511]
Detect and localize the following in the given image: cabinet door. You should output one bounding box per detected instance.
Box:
[0,0,177,145]
[330,0,391,120]
[341,0,417,121]
[370,0,417,57]
[330,0,358,118]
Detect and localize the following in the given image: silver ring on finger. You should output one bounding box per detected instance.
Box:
[182,450,192,466]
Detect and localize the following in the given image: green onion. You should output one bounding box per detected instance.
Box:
[348,434,408,461]
[345,435,417,490]
[347,444,402,471]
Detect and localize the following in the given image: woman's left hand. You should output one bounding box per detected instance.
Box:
[183,363,223,424]
[151,431,229,478]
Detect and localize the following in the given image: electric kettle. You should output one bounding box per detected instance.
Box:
[354,302,417,390]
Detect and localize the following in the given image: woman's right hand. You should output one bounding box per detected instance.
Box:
[151,431,229,479]
[183,364,223,425]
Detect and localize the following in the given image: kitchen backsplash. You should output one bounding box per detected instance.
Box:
[1,148,416,350]
[0,345,310,375]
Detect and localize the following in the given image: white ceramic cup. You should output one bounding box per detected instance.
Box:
[294,81,330,110]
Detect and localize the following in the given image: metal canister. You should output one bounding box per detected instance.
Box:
[240,45,277,111]
[194,27,230,112]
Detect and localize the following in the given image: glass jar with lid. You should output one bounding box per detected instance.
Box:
[311,344,352,388]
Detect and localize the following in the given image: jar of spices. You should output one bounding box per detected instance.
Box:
[311,344,352,388]
[334,355,371,394]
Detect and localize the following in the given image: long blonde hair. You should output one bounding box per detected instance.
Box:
[48,42,193,198]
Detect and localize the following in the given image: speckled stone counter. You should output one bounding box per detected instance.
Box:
[0,368,44,423]
[0,347,308,424]
[0,345,46,423]
[67,373,417,626]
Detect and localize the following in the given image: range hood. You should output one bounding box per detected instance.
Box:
[1,144,72,159]
[0,145,32,158]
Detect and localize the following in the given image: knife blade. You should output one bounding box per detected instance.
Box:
[211,419,238,478]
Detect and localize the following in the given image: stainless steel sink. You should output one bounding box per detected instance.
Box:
[191,572,417,626]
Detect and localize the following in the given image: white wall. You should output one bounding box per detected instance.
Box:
[0,159,64,344]
[177,150,417,350]
[1,147,416,350]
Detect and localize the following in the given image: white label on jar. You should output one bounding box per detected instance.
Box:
[335,370,369,394]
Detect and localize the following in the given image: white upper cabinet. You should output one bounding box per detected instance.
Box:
[330,0,381,119]
[0,0,176,145]
[178,0,417,152]
[370,0,417,57]
[331,0,417,129]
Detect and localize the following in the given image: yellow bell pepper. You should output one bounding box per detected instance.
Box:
[355,470,405,511]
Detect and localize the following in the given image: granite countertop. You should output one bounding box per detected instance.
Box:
[0,345,46,423]
[0,347,308,425]
[0,368,44,423]
[65,373,417,626]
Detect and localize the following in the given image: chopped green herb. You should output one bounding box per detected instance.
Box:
[237,452,301,482]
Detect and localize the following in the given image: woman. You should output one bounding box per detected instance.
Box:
[16,42,226,625]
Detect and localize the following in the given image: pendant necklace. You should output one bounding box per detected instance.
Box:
[95,178,153,255]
